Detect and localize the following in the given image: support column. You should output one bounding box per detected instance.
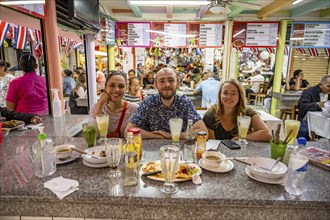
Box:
[222,20,234,80]
[108,45,115,71]
[270,20,288,116]
[85,34,97,107]
[43,0,63,115]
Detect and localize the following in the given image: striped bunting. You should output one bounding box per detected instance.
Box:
[58,36,63,53]
[14,25,28,50]
[0,20,10,48]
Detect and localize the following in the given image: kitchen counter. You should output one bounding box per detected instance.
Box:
[1,133,329,219]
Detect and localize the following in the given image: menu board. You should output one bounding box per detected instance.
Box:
[187,23,222,48]
[290,22,330,48]
[100,17,116,46]
[232,22,279,48]
[116,22,151,47]
[151,22,187,48]
[6,3,46,19]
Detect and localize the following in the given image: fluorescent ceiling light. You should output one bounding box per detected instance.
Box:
[292,0,304,5]
[129,0,209,6]
[209,5,224,14]
[146,29,196,38]
[0,0,45,5]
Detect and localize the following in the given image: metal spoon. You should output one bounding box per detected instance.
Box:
[71,147,104,159]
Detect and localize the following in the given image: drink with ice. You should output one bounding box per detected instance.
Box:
[285,120,300,144]
[237,115,251,146]
[169,118,183,146]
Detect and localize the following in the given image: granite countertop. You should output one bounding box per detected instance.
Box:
[273,91,303,101]
[7,114,89,137]
[1,136,329,219]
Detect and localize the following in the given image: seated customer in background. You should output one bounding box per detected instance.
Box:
[297,75,330,139]
[194,71,221,107]
[203,79,272,141]
[62,69,76,97]
[141,71,156,90]
[69,73,88,114]
[1,107,42,124]
[123,77,144,104]
[289,69,310,91]
[6,54,48,115]
[126,67,208,139]
[89,72,138,138]
[245,70,265,98]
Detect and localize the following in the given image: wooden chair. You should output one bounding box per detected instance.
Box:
[247,81,268,106]
[279,105,298,120]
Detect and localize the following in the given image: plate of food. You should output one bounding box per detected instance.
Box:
[2,120,25,131]
[140,161,202,182]
[233,39,244,47]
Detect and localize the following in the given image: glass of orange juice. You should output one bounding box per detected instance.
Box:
[169,118,183,146]
[285,120,301,144]
[237,115,251,146]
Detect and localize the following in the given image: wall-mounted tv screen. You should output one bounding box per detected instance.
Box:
[69,0,100,32]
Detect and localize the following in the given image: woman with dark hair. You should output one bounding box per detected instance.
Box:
[89,72,138,138]
[124,77,144,104]
[0,60,15,106]
[203,79,271,141]
[69,73,88,114]
[6,54,48,114]
[289,69,310,91]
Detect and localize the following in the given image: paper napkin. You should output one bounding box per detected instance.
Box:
[44,176,79,200]
[206,140,221,151]
[192,174,202,185]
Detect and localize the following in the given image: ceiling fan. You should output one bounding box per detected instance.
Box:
[196,0,262,20]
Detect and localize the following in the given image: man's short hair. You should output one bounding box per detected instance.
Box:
[320,75,330,84]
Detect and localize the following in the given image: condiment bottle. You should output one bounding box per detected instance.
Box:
[127,128,142,162]
[196,131,207,159]
[124,132,138,186]
[184,119,195,162]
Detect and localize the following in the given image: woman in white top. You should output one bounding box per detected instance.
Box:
[69,73,88,114]
[89,72,139,138]
[0,60,15,107]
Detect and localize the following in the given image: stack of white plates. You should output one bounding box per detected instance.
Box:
[245,157,287,185]
[82,146,109,168]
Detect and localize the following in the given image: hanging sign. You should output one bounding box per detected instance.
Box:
[4,2,46,19]
[187,22,222,48]
[116,22,151,47]
[232,22,279,48]
[151,22,187,48]
[100,17,116,46]
[290,22,330,48]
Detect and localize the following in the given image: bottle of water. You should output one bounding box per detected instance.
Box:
[124,132,138,186]
[32,130,56,177]
[183,119,195,163]
[284,137,308,196]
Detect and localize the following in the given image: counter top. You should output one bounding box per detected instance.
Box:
[7,114,89,137]
[273,91,302,101]
[1,133,330,219]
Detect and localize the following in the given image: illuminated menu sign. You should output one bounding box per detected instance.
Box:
[100,17,116,46]
[116,22,151,47]
[187,23,222,48]
[290,22,330,48]
[232,22,279,47]
[151,22,187,48]
[6,3,45,19]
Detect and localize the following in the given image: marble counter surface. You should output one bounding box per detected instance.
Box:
[1,136,330,219]
[273,91,302,101]
[7,114,89,137]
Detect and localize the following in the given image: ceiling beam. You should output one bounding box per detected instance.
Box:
[258,0,291,19]
[227,0,257,18]
[320,7,330,17]
[291,0,330,17]
[127,0,142,17]
[112,9,133,13]
[167,5,173,18]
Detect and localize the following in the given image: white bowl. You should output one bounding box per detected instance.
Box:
[55,144,74,160]
[247,157,287,180]
[82,145,107,164]
[202,151,226,168]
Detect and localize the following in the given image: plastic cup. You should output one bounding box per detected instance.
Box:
[169,118,183,146]
[82,122,97,148]
[285,120,300,144]
[270,140,287,161]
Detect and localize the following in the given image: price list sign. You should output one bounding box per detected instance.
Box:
[199,23,222,47]
[290,22,330,48]
[100,17,115,46]
[232,22,279,48]
[116,22,151,47]
[163,23,187,47]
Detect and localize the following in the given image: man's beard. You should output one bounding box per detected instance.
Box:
[159,89,176,100]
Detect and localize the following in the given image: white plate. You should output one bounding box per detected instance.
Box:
[140,161,202,182]
[83,145,107,164]
[245,167,286,185]
[82,159,109,168]
[247,157,287,180]
[56,151,80,164]
[2,120,25,131]
[199,158,234,173]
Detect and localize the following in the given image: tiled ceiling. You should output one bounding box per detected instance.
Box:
[99,0,330,21]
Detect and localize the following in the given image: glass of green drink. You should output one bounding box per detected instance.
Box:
[82,122,97,148]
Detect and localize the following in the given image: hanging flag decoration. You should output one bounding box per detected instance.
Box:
[307,48,318,57]
[29,29,36,42]
[65,38,71,54]
[68,40,75,54]
[14,25,28,50]
[284,46,289,55]
[295,48,306,54]
[0,20,10,48]
[73,41,82,49]
[324,48,330,57]
[58,36,63,54]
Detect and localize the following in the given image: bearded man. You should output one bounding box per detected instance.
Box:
[125,67,208,139]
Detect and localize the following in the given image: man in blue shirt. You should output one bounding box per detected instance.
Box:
[62,69,76,97]
[126,67,208,139]
[194,71,221,107]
